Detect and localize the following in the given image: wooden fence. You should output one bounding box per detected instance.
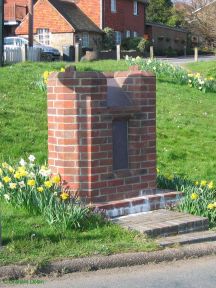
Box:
[4,47,41,64]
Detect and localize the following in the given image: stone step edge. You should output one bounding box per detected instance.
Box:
[157,230,216,247]
[94,191,183,218]
[95,191,183,210]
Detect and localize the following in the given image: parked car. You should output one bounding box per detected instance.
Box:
[4,37,60,61]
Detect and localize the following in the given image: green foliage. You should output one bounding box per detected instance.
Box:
[0,157,107,231]
[121,37,142,51]
[102,27,115,50]
[157,173,216,226]
[126,57,216,93]
[147,0,173,24]
[147,0,186,26]
[137,38,150,53]
[186,61,216,79]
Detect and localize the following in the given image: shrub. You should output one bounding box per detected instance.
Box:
[102,27,115,50]
[137,38,150,54]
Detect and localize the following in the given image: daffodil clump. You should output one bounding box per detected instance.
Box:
[37,67,66,91]
[157,170,216,226]
[125,56,216,93]
[0,156,102,230]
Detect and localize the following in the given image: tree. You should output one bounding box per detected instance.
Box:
[186,0,216,47]
[146,0,173,24]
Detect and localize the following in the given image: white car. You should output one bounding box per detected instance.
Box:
[4,37,60,61]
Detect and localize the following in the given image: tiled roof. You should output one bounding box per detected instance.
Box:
[49,0,102,33]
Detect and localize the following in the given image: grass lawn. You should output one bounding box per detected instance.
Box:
[0,203,158,266]
[185,61,216,79]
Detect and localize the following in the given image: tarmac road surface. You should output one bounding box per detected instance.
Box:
[1,255,216,288]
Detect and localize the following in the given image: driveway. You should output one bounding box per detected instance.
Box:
[157,55,216,65]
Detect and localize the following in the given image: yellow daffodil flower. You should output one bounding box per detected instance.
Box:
[37,187,44,193]
[3,176,11,183]
[27,179,36,187]
[52,175,61,184]
[191,193,199,200]
[207,181,214,189]
[60,192,70,201]
[207,203,215,210]
[194,181,199,186]
[200,180,207,187]
[44,180,52,188]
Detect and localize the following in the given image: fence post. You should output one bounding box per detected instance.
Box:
[116,44,121,61]
[150,46,154,59]
[75,43,79,62]
[194,47,198,62]
[184,45,187,57]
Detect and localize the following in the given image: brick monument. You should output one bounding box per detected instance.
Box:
[47,66,180,217]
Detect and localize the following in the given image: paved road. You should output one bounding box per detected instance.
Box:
[2,255,216,288]
[157,55,216,65]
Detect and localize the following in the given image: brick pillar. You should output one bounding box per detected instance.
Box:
[47,69,107,197]
[47,68,156,204]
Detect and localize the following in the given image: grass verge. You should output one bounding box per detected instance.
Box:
[185,61,216,78]
[0,203,158,266]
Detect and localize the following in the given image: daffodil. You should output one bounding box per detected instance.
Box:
[207,203,215,210]
[191,193,199,200]
[207,181,214,189]
[2,162,9,169]
[37,187,44,193]
[52,175,61,184]
[28,155,36,162]
[200,180,207,187]
[17,166,28,177]
[27,179,36,187]
[9,183,17,189]
[194,181,199,186]
[60,67,65,72]
[60,192,70,201]
[14,171,21,179]
[44,180,52,188]
[3,176,11,183]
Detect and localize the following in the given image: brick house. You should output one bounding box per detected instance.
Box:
[76,0,148,42]
[15,0,103,54]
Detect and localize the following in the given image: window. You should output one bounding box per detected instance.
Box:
[111,0,116,12]
[82,32,89,48]
[37,28,50,45]
[133,31,138,38]
[115,31,122,44]
[126,30,130,38]
[112,119,128,170]
[133,1,138,15]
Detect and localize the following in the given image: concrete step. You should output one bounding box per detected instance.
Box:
[114,209,209,237]
[157,230,216,247]
[96,190,183,218]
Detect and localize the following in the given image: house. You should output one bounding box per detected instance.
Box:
[76,0,148,42]
[15,0,103,54]
[146,22,187,56]
[4,0,28,36]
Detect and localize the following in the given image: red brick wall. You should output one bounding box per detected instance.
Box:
[16,0,73,35]
[47,68,156,204]
[103,0,145,36]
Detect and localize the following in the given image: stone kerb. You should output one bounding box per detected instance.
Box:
[47,67,156,206]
